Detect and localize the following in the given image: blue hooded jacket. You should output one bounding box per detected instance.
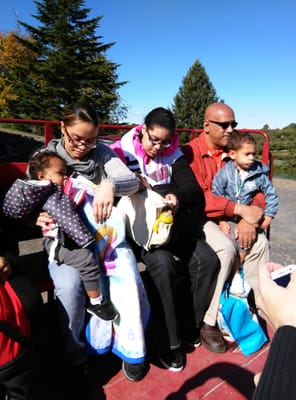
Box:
[212,160,278,217]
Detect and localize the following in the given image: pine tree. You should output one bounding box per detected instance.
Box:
[172,60,219,129]
[13,0,127,121]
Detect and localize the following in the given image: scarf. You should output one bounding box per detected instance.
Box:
[133,125,180,166]
[119,126,182,185]
[47,139,103,182]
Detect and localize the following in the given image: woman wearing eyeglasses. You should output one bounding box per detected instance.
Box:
[35,103,150,388]
[110,107,219,372]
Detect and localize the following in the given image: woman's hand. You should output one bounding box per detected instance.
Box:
[93,180,114,224]
[164,193,179,214]
[136,174,152,191]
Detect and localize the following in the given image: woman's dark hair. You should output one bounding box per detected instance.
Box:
[62,103,99,127]
[144,107,176,133]
[29,150,65,179]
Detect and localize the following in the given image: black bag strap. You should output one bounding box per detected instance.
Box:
[0,320,29,344]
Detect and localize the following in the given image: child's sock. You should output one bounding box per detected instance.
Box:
[90,294,103,305]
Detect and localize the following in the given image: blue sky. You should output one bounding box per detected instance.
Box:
[1,0,295,129]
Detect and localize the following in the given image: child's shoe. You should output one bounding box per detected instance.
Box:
[87,299,118,321]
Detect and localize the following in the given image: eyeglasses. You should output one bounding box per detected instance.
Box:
[208,120,238,130]
[64,127,98,149]
[146,129,171,148]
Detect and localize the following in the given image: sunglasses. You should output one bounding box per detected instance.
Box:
[146,129,171,148]
[208,120,238,130]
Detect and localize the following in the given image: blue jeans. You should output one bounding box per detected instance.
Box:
[48,260,87,366]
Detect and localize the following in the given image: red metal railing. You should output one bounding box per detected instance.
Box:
[0,118,273,179]
[0,118,273,242]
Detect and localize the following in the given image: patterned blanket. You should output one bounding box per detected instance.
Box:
[71,175,150,363]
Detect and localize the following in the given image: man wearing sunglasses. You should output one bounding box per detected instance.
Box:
[182,103,269,353]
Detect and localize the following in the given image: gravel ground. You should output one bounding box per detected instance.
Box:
[269,178,296,265]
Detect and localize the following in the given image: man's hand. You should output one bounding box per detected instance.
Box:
[234,204,263,227]
[235,219,257,249]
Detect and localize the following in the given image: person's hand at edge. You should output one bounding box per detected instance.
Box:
[0,256,12,282]
[256,262,296,331]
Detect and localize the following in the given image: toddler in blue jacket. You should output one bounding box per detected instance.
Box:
[212,131,278,297]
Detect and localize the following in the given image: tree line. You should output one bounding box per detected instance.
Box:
[264,124,296,179]
[1,0,295,178]
[0,0,218,125]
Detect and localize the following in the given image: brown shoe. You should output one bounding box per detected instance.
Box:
[200,323,227,353]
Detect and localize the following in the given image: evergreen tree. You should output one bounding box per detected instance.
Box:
[13,0,127,121]
[172,60,219,129]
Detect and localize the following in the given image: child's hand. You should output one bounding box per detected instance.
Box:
[36,211,54,228]
[260,215,272,230]
[219,220,231,235]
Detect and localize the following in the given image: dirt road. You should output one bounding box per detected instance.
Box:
[269,178,296,265]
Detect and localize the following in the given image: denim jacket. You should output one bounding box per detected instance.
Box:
[212,160,278,217]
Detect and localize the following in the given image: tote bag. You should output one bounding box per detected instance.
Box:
[117,189,173,251]
[218,285,268,356]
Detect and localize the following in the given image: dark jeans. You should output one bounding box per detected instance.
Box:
[0,347,40,400]
[186,240,219,328]
[9,274,45,344]
[140,239,219,350]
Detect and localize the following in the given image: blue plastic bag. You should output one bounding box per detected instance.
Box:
[219,286,268,356]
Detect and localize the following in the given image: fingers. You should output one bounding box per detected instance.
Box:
[93,203,113,224]
[93,182,114,223]
[254,372,262,387]
[258,262,283,283]
[36,212,53,227]
[165,194,179,209]
[288,271,296,288]
[256,262,294,331]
